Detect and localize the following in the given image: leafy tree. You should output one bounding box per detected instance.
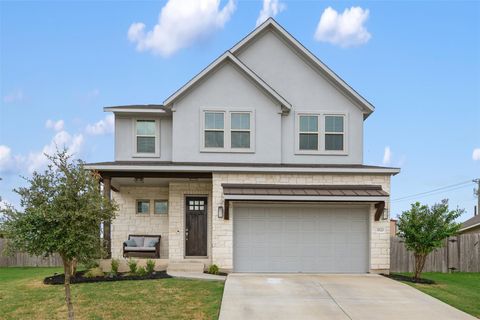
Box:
[397,200,462,280]
[0,150,117,320]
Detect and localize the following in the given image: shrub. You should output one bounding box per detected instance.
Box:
[84,260,99,270]
[136,266,148,276]
[146,259,155,274]
[208,264,219,275]
[111,259,119,275]
[84,267,104,278]
[128,259,138,274]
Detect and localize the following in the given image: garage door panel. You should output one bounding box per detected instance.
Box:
[234,204,369,273]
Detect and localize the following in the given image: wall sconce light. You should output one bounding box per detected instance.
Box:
[382,208,389,220]
[218,206,224,219]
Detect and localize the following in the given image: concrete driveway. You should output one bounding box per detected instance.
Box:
[219,274,475,320]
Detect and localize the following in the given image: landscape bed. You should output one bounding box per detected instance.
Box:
[44,270,172,285]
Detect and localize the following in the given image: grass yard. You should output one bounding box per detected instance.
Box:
[396,272,480,318]
[0,267,225,320]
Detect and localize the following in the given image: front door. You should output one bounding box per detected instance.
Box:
[185,196,208,256]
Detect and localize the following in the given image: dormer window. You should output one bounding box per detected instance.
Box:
[135,119,159,156]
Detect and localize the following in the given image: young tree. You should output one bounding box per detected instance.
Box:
[397,199,462,280]
[0,150,117,320]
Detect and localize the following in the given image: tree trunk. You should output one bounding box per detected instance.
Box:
[63,259,75,320]
[70,258,78,276]
[413,253,427,281]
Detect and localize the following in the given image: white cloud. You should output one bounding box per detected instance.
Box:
[314,6,371,47]
[383,146,392,165]
[26,130,84,173]
[3,89,24,104]
[256,0,286,27]
[128,0,236,57]
[473,148,480,161]
[0,145,13,172]
[86,114,114,135]
[45,119,65,132]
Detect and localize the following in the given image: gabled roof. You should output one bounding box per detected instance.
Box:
[163,51,291,112]
[460,214,480,232]
[230,18,375,118]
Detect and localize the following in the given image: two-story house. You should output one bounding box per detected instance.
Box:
[86,18,400,274]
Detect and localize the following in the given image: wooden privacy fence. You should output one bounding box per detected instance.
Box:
[390,233,480,273]
[0,237,63,267]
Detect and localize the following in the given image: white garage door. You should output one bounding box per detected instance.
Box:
[233,204,369,273]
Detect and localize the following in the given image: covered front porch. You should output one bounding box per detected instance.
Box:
[99,170,214,272]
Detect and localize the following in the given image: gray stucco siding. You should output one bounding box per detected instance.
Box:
[115,116,172,161]
[237,30,364,164]
[171,60,283,163]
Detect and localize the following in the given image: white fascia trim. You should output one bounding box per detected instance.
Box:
[230,18,374,115]
[104,107,169,114]
[163,51,291,111]
[459,222,480,232]
[83,164,401,175]
[224,195,389,202]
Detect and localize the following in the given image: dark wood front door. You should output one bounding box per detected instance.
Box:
[185,197,208,256]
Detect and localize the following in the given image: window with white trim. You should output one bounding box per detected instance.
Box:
[324,115,344,151]
[204,112,224,148]
[231,112,250,149]
[135,120,156,154]
[299,115,319,150]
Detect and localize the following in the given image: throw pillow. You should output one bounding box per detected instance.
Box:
[124,239,136,247]
[147,240,158,247]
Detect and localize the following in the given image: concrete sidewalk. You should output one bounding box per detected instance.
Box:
[219,274,475,320]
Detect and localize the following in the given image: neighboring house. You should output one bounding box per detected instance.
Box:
[459,214,480,234]
[390,219,398,237]
[86,19,400,274]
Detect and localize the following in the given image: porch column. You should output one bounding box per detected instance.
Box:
[103,176,112,258]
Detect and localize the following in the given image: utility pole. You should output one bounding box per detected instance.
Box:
[474,178,480,216]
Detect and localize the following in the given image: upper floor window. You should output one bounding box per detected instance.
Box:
[299,115,319,150]
[231,113,250,149]
[325,115,344,151]
[135,119,158,156]
[204,112,224,148]
[296,112,346,154]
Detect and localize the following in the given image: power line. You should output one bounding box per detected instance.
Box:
[391,180,473,202]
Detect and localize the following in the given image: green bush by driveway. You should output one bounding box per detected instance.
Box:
[0,267,224,320]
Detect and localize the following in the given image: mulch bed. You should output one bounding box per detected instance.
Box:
[44,270,172,285]
[204,271,228,277]
[382,273,435,284]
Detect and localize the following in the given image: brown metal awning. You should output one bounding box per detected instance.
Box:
[222,184,388,199]
[221,184,389,221]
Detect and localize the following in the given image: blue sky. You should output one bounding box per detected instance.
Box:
[1,0,479,221]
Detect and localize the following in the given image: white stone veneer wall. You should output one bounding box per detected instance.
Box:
[211,172,392,273]
[111,186,169,259]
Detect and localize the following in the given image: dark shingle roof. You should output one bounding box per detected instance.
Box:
[461,214,480,230]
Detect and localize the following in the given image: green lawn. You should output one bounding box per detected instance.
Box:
[396,272,480,318]
[0,267,225,320]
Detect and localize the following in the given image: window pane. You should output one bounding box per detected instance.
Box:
[205,112,224,129]
[137,136,155,153]
[231,131,250,148]
[137,201,149,214]
[299,116,318,132]
[299,133,318,150]
[325,116,344,133]
[325,134,344,150]
[154,200,168,214]
[136,120,156,135]
[205,131,224,148]
[231,113,250,130]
